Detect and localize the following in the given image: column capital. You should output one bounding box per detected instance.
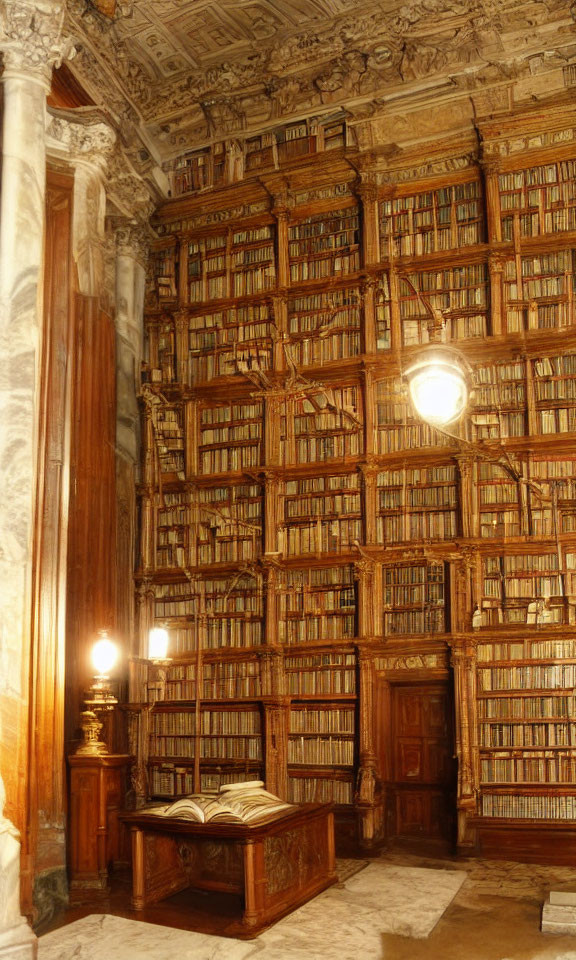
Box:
[353,557,376,581]
[0,1,75,88]
[354,173,379,204]
[110,216,150,267]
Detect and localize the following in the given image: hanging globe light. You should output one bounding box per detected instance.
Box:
[405,346,470,427]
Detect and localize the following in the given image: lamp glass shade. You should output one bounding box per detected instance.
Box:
[406,352,468,427]
[149,627,169,661]
[91,633,118,677]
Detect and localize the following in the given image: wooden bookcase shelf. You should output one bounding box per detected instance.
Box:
[134,107,576,859]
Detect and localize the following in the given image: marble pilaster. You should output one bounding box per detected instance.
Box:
[45,113,116,298]
[112,220,148,466]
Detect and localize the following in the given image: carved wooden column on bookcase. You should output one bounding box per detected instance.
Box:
[139,489,155,575]
[361,276,377,356]
[271,295,288,372]
[481,156,502,245]
[174,310,189,385]
[263,472,282,556]
[146,318,158,374]
[125,703,151,809]
[271,189,293,290]
[188,483,199,568]
[178,237,188,305]
[388,262,403,355]
[451,548,477,634]
[185,399,198,477]
[362,366,376,457]
[457,456,478,539]
[359,461,378,545]
[355,646,383,848]
[355,558,379,640]
[519,453,531,538]
[262,562,279,646]
[355,174,380,268]
[449,636,479,851]
[263,696,290,799]
[525,356,538,437]
[488,253,505,337]
[264,396,282,465]
[261,610,289,797]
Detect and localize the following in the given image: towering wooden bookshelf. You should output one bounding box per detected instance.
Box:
[134,106,576,861]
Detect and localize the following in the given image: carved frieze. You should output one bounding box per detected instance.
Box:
[375,653,444,671]
[293,182,352,206]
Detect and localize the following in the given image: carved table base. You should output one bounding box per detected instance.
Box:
[121,803,336,936]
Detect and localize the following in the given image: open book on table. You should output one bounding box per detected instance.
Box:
[144,780,293,824]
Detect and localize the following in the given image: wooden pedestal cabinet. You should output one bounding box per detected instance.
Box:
[68,754,131,895]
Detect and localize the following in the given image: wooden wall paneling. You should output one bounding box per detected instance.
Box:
[65,295,117,750]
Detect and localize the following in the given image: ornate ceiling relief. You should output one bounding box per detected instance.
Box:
[61,0,576,190]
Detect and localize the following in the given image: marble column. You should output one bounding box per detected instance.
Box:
[0,776,37,960]
[0,0,72,941]
[113,222,148,657]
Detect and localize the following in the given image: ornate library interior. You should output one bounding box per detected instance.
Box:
[4,0,576,957]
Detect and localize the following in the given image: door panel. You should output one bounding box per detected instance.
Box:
[397,792,427,836]
[425,694,449,736]
[396,739,423,780]
[426,740,452,781]
[397,693,422,736]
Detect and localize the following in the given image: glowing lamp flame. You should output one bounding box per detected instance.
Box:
[148,627,169,661]
[91,631,118,677]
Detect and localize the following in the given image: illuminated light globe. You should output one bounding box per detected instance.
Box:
[148,627,169,661]
[405,349,469,427]
[91,631,118,678]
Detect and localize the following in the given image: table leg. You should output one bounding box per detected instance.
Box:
[131,826,146,910]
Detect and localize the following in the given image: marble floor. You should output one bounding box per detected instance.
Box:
[39,853,576,960]
[38,862,464,960]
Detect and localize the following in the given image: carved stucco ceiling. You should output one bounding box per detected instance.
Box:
[65,0,576,167]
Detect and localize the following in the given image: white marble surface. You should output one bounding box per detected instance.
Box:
[39,863,467,960]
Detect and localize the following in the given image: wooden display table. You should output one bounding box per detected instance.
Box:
[121,803,336,936]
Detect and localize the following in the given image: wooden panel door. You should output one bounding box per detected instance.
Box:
[392,684,455,841]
